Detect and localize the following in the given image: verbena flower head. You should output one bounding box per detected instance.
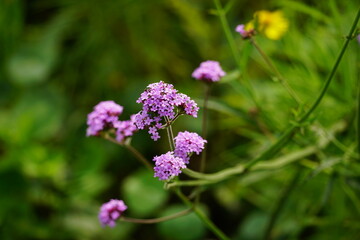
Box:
[115,114,138,143]
[235,24,255,39]
[153,152,186,181]
[86,101,123,136]
[98,199,127,227]
[246,10,289,40]
[135,81,198,141]
[174,131,207,164]
[192,60,226,82]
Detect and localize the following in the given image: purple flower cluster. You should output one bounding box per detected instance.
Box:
[86,101,137,143]
[134,81,198,141]
[115,114,137,143]
[152,131,206,180]
[153,152,186,180]
[86,101,124,136]
[192,60,226,82]
[174,131,207,164]
[99,199,127,227]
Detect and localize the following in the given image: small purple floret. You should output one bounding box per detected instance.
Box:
[115,114,138,143]
[235,24,255,39]
[192,60,226,82]
[153,152,186,180]
[134,81,198,141]
[174,131,207,164]
[98,199,127,227]
[86,101,123,136]
[235,24,247,36]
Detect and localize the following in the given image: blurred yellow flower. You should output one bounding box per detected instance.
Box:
[246,10,289,40]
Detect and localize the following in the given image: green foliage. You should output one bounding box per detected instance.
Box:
[157,205,206,240]
[0,0,359,239]
[122,169,169,217]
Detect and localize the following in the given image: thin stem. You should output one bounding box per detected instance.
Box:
[357,79,360,155]
[263,169,302,240]
[213,0,259,107]
[213,0,241,68]
[299,8,360,123]
[125,144,153,171]
[174,188,230,240]
[200,83,210,173]
[246,8,360,169]
[165,116,175,151]
[103,135,153,171]
[250,38,302,105]
[120,208,192,224]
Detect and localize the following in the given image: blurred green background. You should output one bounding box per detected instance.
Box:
[0,0,359,239]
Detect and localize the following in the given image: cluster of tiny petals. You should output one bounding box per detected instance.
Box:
[174,131,207,164]
[153,152,186,181]
[135,81,198,141]
[115,114,138,143]
[235,24,255,39]
[86,101,124,136]
[192,60,226,82]
[98,199,127,227]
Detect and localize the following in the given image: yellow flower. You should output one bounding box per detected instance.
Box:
[246,10,289,40]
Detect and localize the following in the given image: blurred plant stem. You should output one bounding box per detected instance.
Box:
[200,83,210,173]
[120,208,192,224]
[245,7,360,169]
[249,38,302,105]
[263,168,302,240]
[165,116,175,151]
[104,135,153,170]
[178,120,349,186]
[213,0,259,108]
[174,188,230,240]
[357,79,360,155]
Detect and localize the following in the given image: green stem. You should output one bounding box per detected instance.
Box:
[263,169,302,240]
[357,79,360,155]
[246,8,360,169]
[213,0,241,68]
[120,208,192,224]
[103,135,153,171]
[125,144,153,171]
[165,116,175,151]
[200,83,210,173]
[341,177,360,214]
[213,0,259,107]
[250,38,302,105]
[174,188,230,240]
[180,121,345,185]
[299,8,360,123]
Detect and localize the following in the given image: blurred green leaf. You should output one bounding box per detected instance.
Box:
[157,204,206,240]
[122,169,168,217]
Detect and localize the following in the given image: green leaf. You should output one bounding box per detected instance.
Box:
[157,205,206,240]
[122,169,168,217]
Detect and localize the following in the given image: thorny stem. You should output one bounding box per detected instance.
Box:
[263,169,302,240]
[174,188,230,240]
[104,135,153,171]
[250,38,302,105]
[120,208,192,224]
